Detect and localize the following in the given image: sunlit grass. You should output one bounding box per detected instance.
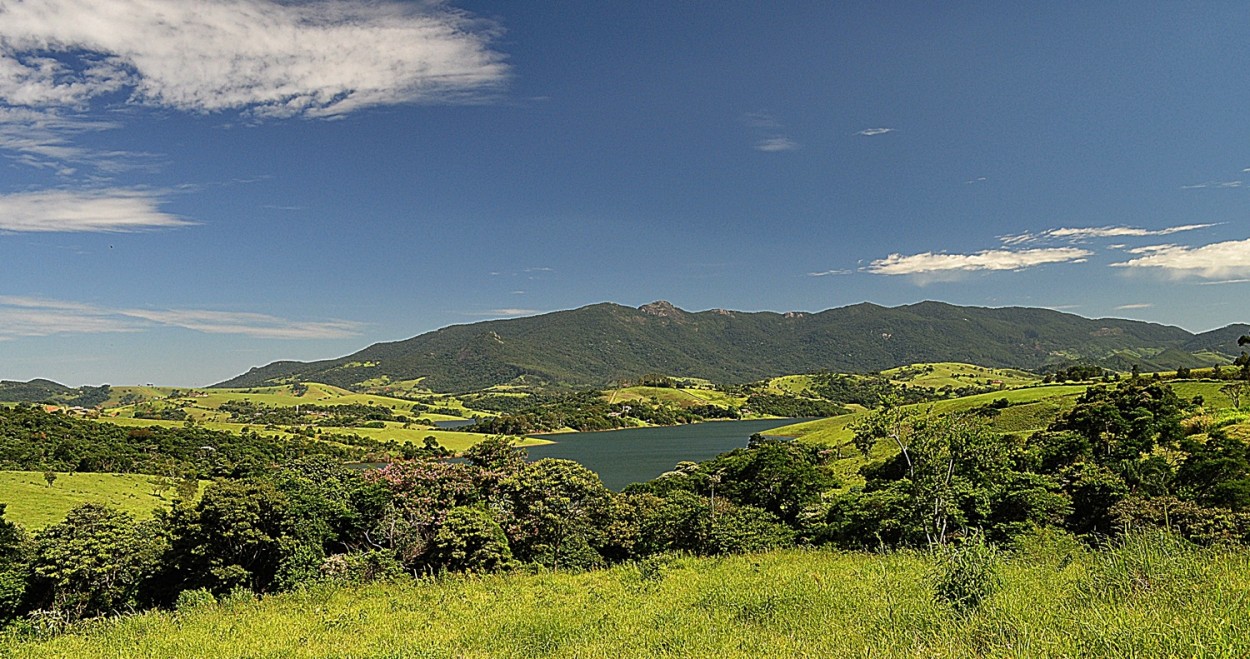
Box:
[0,471,205,530]
[7,537,1249,657]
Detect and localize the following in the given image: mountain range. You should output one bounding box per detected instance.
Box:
[214,301,1249,392]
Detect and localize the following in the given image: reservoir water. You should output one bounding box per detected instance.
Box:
[528,418,804,490]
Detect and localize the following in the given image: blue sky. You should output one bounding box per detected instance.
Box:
[2,1,1249,386]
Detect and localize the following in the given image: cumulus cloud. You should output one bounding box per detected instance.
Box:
[0,0,508,118]
[855,128,894,136]
[0,188,191,232]
[1000,223,1215,245]
[0,295,362,339]
[1110,238,1250,279]
[866,247,1091,276]
[754,137,798,152]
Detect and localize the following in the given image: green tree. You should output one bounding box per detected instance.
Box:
[28,504,166,621]
[429,506,515,573]
[0,504,31,624]
[498,459,612,569]
[167,480,294,595]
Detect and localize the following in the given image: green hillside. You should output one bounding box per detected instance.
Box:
[216,301,1235,392]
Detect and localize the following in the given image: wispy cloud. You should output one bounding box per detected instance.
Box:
[866,247,1091,277]
[463,308,538,317]
[807,269,851,277]
[1116,303,1153,310]
[1180,180,1243,190]
[0,0,507,117]
[1110,238,1250,279]
[0,189,191,233]
[1000,223,1215,245]
[0,107,154,174]
[742,111,798,152]
[0,0,508,172]
[965,177,987,184]
[855,128,894,136]
[755,137,798,152]
[0,295,362,339]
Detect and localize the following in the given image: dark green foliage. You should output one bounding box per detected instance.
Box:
[216,301,1221,392]
[701,438,836,524]
[0,381,110,407]
[166,481,295,595]
[1111,496,1250,546]
[27,505,167,621]
[429,507,515,573]
[466,391,708,434]
[743,393,848,418]
[0,405,376,477]
[1050,381,1184,462]
[219,401,397,427]
[497,459,613,569]
[0,505,30,625]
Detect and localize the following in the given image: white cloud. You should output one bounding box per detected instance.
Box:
[807,269,851,277]
[1110,238,1250,279]
[1000,223,1215,245]
[866,247,1092,276]
[1115,303,1153,310]
[0,0,508,118]
[119,308,361,339]
[855,128,894,136]
[0,188,191,232]
[1180,180,1243,189]
[0,295,362,339]
[754,137,798,152]
[965,177,987,184]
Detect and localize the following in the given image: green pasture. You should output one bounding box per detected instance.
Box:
[92,417,537,452]
[8,536,1250,658]
[882,362,1042,389]
[604,386,745,409]
[0,471,204,530]
[323,425,548,451]
[773,384,1091,447]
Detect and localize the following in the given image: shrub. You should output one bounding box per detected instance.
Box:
[931,533,1001,614]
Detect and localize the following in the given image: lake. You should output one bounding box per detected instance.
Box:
[528,418,805,490]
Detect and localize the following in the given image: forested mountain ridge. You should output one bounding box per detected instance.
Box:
[216,300,1240,392]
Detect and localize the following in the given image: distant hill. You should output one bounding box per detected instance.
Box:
[215,300,1241,392]
[0,380,112,407]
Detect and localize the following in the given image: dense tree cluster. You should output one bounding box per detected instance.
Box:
[0,405,377,478]
[465,392,709,434]
[219,401,404,428]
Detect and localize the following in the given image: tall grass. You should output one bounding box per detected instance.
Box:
[5,531,1249,658]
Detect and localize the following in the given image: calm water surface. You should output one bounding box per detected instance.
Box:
[529,418,805,490]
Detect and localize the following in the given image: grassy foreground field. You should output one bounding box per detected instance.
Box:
[5,533,1248,658]
[0,471,196,530]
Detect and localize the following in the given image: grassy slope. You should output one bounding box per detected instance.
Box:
[96,417,542,452]
[91,383,542,451]
[773,384,1091,447]
[8,540,1250,657]
[603,386,745,409]
[882,362,1042,388]
[0,472,200,530]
